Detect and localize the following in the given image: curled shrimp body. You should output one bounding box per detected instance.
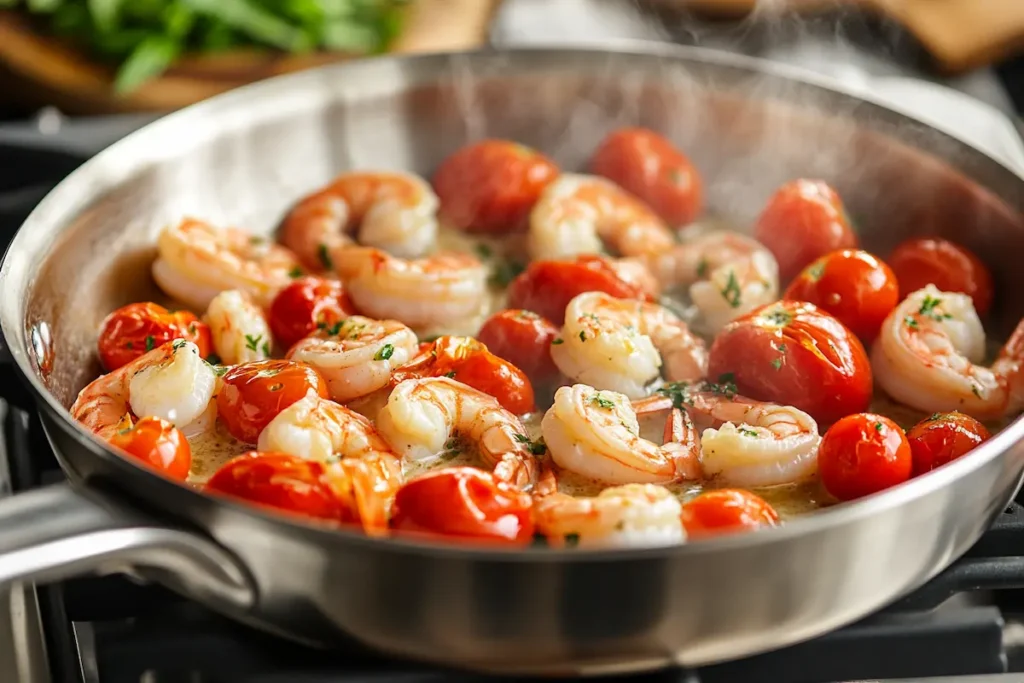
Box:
[280,171,439,270]
[541,384,702,485]
[527,174,676,261]
[332,246,487,328]
[322,452,404,536]
[551,291,708,399]
[152,218,301,312]
[375,377,540,490]
[204,289,273,365]
[286,316,418,403]
[872,285,1024,420]
[534,484,685,549]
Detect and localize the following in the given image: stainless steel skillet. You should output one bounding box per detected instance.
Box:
[2,43,1024,676]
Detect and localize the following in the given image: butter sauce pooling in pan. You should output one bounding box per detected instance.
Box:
[69,129,1019,549]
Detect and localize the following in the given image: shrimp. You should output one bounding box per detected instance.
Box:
[640,231,779,333]
[204,289,273,365]
[152,218,301,312]
[71,340,218,440]
[280,171,439,271]
[322,451,404,536]
[551,291,708,399]
[375,377,540,490]
[872,285,1024,420]
[533,484,685,549]
[527,174,676,261]
[541,384,702,485]
[332,246,487,329]
[605,256,662,299]
[286,316,418,403]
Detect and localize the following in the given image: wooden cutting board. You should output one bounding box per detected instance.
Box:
[649,0,1024,75]
[0,0,501,115]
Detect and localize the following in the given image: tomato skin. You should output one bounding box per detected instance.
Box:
[754,179,859,284]
[98,302,212,371]
[108,416,191,480]
[476,309,560,385]
[590,127,703,226]
[507,255,652,326]
[216,360,330,443]
[432,140,559,233]
[390,467,534,545]
[887,238,994,317]
[268,276,358,350]
[783,249,899,342]
[205,452,349,521]
[707,300,872,426]
[818,413,913,501]
[680,489,779,539]
[907,412,991,477]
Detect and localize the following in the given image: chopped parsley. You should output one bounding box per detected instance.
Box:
[172,339,187,351]
[705,372,738,399]
[972,384,982,399]
[514,433,547,455]
[206,353,222,365]
[874,422,884,432]
[551,338,564,345]
[918,295,952,322]
[475,244,493,260]
[490,259,525,288]
[318,319,344,336]
[244,334,264,353]
[770,357,783,371]
[928,413,944,422]
[288,266,303,278]
[444,371,457,379]
[374,344,395,361]
[696,257,710,279]
[564,533,580,547]
[578,330,587,342]
[904,315,919,329]
[317,243,333,270]
[591,393,616,409]
[738,427,759,438]
[721,271,742,308]
[656,381,692,409]
[188,323,197,334]
[144,335,155,352]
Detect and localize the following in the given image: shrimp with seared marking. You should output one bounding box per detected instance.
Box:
[280,171,439,271]
[286,315,418,403]
[375,377,540,490]
[527,174,676,261]
[551,291,707,399]
[541,384,702,485]
[152,218,301,312]
[204,289,274,365]
[872,285,1024,420]
[332,246,487,329]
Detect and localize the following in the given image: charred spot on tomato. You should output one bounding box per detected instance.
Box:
[374,344,395,362]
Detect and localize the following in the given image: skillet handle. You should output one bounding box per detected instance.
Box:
[0,483,255,608]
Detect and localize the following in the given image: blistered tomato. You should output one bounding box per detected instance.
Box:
[818,413,912,501]
[97,302,212,371]
[268,276,358,349]
[680,489,780,539]
[476,309,560,385]
[108,416,191,480]
[216,360,329,443]
[906,411,991,476]
[887,237,994,317]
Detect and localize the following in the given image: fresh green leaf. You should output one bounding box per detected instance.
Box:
[181,0,311,52]
[27,0,63,13]
[322,18,379,52]
[87,0,122,33]
[114,35,180,93]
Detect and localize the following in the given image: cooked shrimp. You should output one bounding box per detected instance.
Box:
[152,218,301,311]
[541,384,702,485]
[71,340,218,440]
[204,289,273,365]
[286,316,418,403]
[280,171,439,270]
[375,377,540,490]
[322,451,404,536]
[527,174,676,261]
[332,246,487,328]
[605,256,662,299]
[872,285,1024,420]
[533,484,685,549]
[551,291,707,399]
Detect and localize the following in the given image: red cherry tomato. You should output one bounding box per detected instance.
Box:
[708,300,872,425]
[906,411,991,476]
[97,302,212,371]
[205,452,349,521]
[390,467,534,545]
[783,249,899,342]
[818,413,913,501]
[507,255,652,326]
[887,237,994,317]
[590,127,703,226]
[754,179,858,284]
[108,416,191,480]
[432,140,559,233]
[680,489,779,539]
[216,360,330,443]
[268,276,358,350]
[476,309,560,385]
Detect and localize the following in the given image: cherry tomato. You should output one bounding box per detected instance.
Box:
[906,411,991,477]
[391,336,535,414]
[97,302,212,371]
[754,179,858,284]
[205,452,348,521]
[818,413,913,501]
[680,489,779,539]
[108,416,191,480]
[783,249,899,342]
[432,140,559,233]
[708,300,872,425]
[390,467,534,545]
[507,255,652,326]
[268,276,358,350]
[590,127,703,226]
[476,309,560,385]
[887,237,994,317]
[216,360,329,443]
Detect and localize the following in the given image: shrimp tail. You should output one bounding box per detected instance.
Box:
[492,451,540,492]
[665,407,702,481]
